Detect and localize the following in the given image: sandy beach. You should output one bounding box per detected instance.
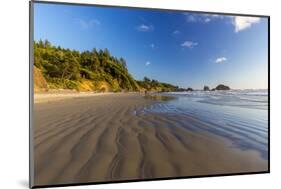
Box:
[34,91,116,103]
[33,93,267,186]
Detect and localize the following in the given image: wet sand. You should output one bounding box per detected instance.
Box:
[33,93,267,186]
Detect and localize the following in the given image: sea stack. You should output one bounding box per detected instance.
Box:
[215,84,230,90]
[203,86,210,91]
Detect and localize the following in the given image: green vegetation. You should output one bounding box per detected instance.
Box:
[137,77,184,92]
[34,40,183,93]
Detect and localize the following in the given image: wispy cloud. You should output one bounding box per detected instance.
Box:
[145,61,151,66]
[183,13,224,23]
[204,14,224,19]
[136,24,154,32]
[232,16,261,32]
[150,43,155,49]
[215,57,227,64]
[186,14,197,22]
[182,13,261,32]
[181,41,198,48]
[204,18,211,23]
[173,30,180,34]
[76,18,100,30]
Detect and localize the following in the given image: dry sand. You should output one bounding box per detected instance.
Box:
[33,93,268,186]
[34,91,115,103]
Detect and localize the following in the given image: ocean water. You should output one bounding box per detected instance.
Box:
[141,90,268,160]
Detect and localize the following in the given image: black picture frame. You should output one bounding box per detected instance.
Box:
[29,1,270,188]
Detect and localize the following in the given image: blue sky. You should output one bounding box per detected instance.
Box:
[34,2,268,89]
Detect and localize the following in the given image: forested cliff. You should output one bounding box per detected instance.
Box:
[34,40,183,93]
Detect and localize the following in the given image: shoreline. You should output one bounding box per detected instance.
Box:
[33,88,268,104]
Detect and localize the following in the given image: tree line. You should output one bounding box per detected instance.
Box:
[34,40,183,92]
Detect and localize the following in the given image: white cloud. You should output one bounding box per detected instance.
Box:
[204,18,211,23]
[76,19,100,30]
[215,57,227,63]
[233,16,261,32]
[204,14,224,18]
[181,41,198,48]
[173,30,180,34]
[187,15,196,22]
[145,61,151,66]
[137,24,154,32]
[183,13,224,23]
[183,13,261,32]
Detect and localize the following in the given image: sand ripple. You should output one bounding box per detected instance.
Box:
[33,93,268,186]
